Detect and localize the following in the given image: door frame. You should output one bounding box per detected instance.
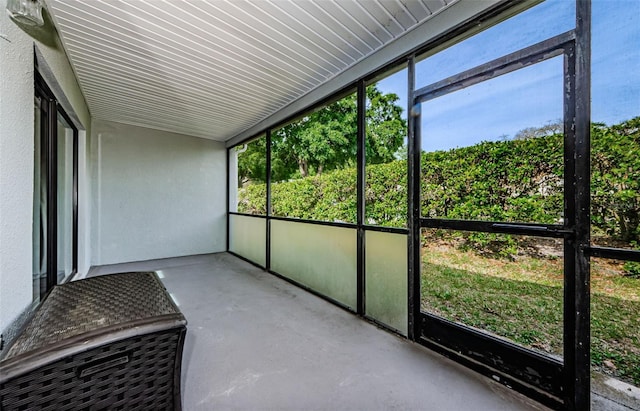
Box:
[406,2,591,409]
[35,72,79,298]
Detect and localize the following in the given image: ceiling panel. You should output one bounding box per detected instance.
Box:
[47,0,454,141]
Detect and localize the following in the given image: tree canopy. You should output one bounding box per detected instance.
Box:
[236,85,406,185]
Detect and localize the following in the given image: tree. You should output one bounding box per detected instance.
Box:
[235,137,266,187]
[514,119,563,140]
[364,86,406,165]
[238,85,406,183]
[272,94,357,178]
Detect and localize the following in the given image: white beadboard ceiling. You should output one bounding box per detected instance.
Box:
[46,0,457,141]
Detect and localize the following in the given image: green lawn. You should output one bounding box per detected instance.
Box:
[421,247,640,386]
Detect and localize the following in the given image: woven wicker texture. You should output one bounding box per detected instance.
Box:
[2,272,182,361]
[0,329,182,410]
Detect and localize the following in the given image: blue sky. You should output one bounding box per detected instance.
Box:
[375,0,640,152]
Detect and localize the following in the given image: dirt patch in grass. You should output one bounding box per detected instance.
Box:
[423,240,639,300]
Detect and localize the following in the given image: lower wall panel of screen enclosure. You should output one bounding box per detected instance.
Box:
[365,231,408,336]
[229,217,410,335]
[270,220,357,309]
[229,214,266,267]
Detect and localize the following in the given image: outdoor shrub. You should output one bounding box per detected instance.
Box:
[238,118,639,254]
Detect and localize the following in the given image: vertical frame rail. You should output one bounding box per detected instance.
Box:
[562,35,580,411]
[56,106,79,283]
[407,55,420,340]
[225,147,230,251]
[266,130,272,271]
[565,1,592,408]
[356,81,366,315]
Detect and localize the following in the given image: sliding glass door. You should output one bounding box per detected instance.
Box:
[34,74,78,302]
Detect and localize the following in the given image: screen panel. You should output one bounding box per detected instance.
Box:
[270,91,357,223]
[590,0,640,252]
[415,0,574,89]
[419,56,564,225]
[365,66,408,228]
[230,135,267,215]
[421,228,563,359]
[590,257,640,398]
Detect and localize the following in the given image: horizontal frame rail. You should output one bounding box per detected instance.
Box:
[585,246,640,262]
[228,212,267,219]
[420,218,572,238]
[230,211,408,234]
[414,30,575,102]
[420,313,564,398]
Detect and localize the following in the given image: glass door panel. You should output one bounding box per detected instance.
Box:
[33,95,47,303]
[57,113,75,283]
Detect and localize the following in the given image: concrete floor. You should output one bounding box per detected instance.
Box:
[88,253,551,411]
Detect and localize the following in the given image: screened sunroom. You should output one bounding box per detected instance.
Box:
[0,0,638,410]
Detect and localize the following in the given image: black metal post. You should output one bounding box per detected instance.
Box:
[570,1,592,409]
[563,3,592,410]
[563,41,578,411]
[266,130,272,271]
[225,147,230,251]
[356,81,366,315]
[407,56,421,340]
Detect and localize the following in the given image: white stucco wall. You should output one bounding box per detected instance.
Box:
[0,2,90,333]
[91,120,226,265]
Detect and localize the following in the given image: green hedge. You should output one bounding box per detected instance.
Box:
[240,161,407,226]
[238,118,639,249]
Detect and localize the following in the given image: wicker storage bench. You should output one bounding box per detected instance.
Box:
[0,272,187,411]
